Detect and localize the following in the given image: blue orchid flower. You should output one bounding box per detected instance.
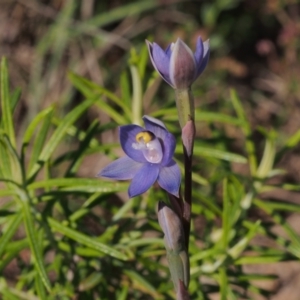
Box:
[98,116,181,198]
[146,37,210,89]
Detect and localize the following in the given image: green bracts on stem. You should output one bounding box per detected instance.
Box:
[167,247,190,292]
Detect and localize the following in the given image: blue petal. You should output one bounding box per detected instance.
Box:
[128,163,160,197]
[97,156,142,180]
[146,40,173,86]
[193,37,204,68]
[196,39,210,77]
[157,160,181,197]
[161,132,176,166]
[143,115,168,140]
[119,125,147,163]
[165,44,172,58]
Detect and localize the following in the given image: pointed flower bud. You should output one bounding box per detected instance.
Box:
[158,202,190,291]
[181,120,195,157]
[158,202,185,251]
[146,37,210,89]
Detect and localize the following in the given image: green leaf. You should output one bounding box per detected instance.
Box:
[181,144,248,163]
[68,72,131,120]
[254,199,300,212]
[0,134,13,179]
[256,135,276,179]
[116,285,129,300]
[196,111,242,125]
[0,240,28,273]
[28,98,95,180]
[23,106,54,147]
[0,134,22,183]
[222,179,230,249]
[0,57,16,148]
[94,98,128,125]
[0,212,22,257]
[130,63,142,125]
[76,1,159,30]
[123,269,161,298]
[137,43,149,80]
[228,220,261,259]
[194,193,222,216]
[10,87,21,111]
[28,178,127,194]
[65,120,99,176]
[120,70,131,108]
[35,273,47,300]
[176,158,209,185]
[51,115,103,149]
[230,89,257,174]
[219,267,228,300]
[235,254,288,265]
[78,272,103,291]
[112,197,135,221]
[28,108,54,172]
[151,108,178,120]
[22,201,51,291]
[281,128,300,150]
[254,198,300,257]
[0,284,40,300]
[48,217,128,261]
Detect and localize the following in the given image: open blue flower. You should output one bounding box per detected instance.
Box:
[98,116,181,198]
[146,37,210,89]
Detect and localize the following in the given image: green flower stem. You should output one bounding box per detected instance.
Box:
[175,88,194,129]
[130,64,142,125]
[182,146,193,250]
[174,88,195,250]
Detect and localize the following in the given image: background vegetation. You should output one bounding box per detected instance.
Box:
[1,0,300,299]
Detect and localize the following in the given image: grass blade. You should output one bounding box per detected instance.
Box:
[28,108,53,171]
[28,178,127,194]
[0,212,22,257]
[0,57,16,148]
[48,217,128,261]
[22,201,51,291]
[28,98,95,180]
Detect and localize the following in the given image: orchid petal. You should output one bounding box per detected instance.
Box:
[193,37,204,67]
[157,160,181,196]
[165,44,172,58]
[161,132,177,166]
[119,125,147,163]
[143,115,167,140]
[128,163,160,197]
[98,156,142,180]
[196,39,210,77]
[146,40,173,86]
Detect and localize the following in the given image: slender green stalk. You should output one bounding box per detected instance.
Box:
[174,88,195,250]
[130,64,142,125]
[175,88,195,128]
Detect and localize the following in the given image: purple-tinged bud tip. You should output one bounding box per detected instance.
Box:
[157,202,185,251]
[181,120,196,157]
[170,39,197,89]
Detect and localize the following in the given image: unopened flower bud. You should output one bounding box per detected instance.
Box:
[146,37,210,89]
[158,202,190,291]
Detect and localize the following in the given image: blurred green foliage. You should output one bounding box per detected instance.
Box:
[1,0,300,299]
